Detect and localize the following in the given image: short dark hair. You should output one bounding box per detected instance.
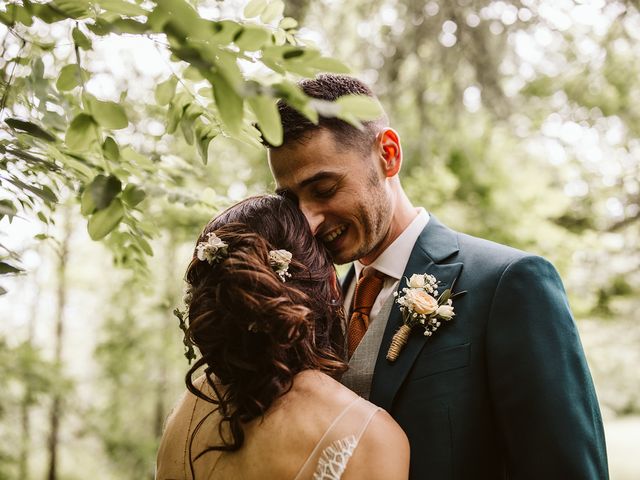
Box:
[270,74,388,153]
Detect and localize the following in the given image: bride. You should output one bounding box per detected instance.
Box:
[156,195,409,479]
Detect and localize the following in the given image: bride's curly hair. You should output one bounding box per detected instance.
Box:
[183,194,347,463]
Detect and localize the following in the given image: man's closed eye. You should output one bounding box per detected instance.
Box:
[313,186,337,198]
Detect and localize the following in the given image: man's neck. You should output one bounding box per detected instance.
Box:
[360,190,417,266]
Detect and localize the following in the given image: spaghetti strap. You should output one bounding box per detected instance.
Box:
[293,397,382,480]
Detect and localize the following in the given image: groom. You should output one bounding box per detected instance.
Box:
[267,74,608,479]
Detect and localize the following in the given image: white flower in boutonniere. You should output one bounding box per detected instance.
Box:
[196,232,228,264]
[269,249,293,282]
[387,274,465,362]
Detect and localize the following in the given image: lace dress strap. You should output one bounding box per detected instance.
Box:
[293,397,381,480]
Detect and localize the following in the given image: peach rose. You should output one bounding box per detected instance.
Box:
[405,289,438,315]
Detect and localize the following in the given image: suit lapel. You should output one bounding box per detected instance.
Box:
[369,216,463,411]
[340,265,356,296]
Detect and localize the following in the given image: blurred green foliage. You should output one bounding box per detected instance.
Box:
[0,0,639,478]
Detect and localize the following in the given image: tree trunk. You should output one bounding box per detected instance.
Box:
[46,209,71,480]
[18,276,40,480]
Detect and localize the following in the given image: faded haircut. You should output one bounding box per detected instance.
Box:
[267,74,388,154]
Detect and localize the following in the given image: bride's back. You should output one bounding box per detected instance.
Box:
[157,370,408,480]
[155,196,408,479]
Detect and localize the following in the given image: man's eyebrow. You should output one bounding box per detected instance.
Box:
[299,171,343,189]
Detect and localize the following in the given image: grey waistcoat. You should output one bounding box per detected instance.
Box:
[340,292,396,400]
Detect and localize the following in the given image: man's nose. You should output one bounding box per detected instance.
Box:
[300,203,324,236]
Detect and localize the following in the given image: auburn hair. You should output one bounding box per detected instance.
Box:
[183,194,346,466]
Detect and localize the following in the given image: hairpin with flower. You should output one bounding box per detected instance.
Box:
[269,249,293,282]
[196,232,228,264]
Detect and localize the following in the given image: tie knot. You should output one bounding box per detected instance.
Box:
[362,266,385,280]
[347,267,386,358]
[352,268,386,313]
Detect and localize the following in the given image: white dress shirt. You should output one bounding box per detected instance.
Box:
[344,209,429,322]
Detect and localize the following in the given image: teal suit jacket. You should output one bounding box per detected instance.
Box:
[343,216,608,479]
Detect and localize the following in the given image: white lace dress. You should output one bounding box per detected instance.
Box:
[293,397,381,480]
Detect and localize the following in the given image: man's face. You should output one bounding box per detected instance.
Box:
[268,129,393,265]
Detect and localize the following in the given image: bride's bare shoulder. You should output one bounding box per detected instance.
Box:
[343,407,410,480]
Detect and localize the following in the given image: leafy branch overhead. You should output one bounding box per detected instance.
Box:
[0,0,380,279]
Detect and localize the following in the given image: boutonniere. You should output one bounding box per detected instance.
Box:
[387,273,465,362]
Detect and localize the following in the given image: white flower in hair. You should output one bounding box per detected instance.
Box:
[269,249,293,282]
[196,232,228,264]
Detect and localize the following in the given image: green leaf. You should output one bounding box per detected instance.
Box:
[243,0,267,18]
[310,99,341,118]
[80,188,96,215]
[134,235,153,256]
[34,233,49,240]
[212,48,243,90]
[210,73,243,135]
[166,92,189,134]
[0,4,33,27]
[273,81,319,124]
[195,122,217,164]
[88,97,128,130]
[65,113,98,150]
[279,17,298,30]
[278,17,298,30]
[197,135,212,164]
[98,0,148,16]
[335,95,384,121]
[56,64,84,91]
[437,289,451,305]
[72,27,92,49]
[110,18,148,34]
[0,286,7,295]
[31,3,68,23]
[260,0,284,23]
[5,118,56,142]
[179,103,203,145]
[51,0,89,19]
[122,184,146,207]
[182,66,204,82]
[312,56,351,74]
[209,20,243,45]
[234,25,271,51]
[87,198,124,240]
[89,174,122,210]
[2,176,58,203]
[248,95,282,146]
[0,262,23,275]
[0,199,17,220]
[120,146,155,170]
[282,48,305,59]
[155,76,178,106]
[102,137,120,161]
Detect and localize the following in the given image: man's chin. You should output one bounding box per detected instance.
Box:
[327,244,369,265]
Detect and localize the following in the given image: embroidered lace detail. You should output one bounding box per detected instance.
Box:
[312,434,358,480]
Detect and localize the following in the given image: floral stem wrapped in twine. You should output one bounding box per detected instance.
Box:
[386,273,464,362]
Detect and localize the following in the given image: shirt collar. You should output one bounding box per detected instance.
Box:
[353,208,429,281]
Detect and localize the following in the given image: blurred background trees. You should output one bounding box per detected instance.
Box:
[1,0,639,478]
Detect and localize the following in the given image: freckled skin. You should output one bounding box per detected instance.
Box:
[268,129,394,265]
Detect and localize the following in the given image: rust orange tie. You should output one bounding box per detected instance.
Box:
[347,268,386,358]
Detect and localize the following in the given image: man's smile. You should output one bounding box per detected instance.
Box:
[322,224,347,243]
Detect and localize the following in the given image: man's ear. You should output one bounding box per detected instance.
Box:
[377,128,402,177]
